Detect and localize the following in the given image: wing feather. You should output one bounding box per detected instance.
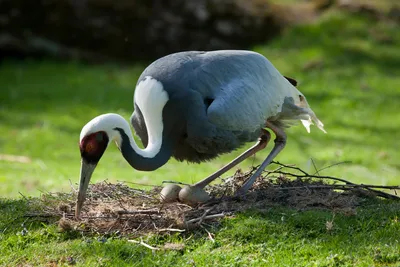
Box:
[191,51,325,133]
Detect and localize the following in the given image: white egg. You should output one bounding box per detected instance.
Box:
[160,184,182,203]
[178,185,211,206]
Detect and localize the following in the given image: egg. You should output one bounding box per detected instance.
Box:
[178,185,211,206]
[160,184,182,203]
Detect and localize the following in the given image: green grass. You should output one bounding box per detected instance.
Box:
[1,198,400,266]
[1,9,400,266]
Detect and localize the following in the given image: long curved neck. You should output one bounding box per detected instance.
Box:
[112,117,173,172]
[110,76,172,171]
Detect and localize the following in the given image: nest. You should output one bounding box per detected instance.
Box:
[26,162,399,238]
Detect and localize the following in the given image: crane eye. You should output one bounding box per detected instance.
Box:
[85,140,97,154]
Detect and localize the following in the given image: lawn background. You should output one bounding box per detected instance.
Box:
[0,5,400,266]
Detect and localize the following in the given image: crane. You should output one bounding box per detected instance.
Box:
[75,50,326,217]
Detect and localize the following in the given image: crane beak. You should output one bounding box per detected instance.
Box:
[75,160,97,218]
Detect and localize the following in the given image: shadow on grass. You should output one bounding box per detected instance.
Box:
[0,198,59,235]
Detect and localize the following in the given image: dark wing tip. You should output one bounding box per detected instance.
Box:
[284,76,298,87]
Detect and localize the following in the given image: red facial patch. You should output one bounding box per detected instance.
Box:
[80,131,109,164]
[85,139,97,154]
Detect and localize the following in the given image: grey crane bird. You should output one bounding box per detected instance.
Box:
[76,50,326,217]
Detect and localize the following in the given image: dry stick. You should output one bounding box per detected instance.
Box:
[122,218,133,232]
[186,213,226,224]
[78,216,122,219]
[272,183,400,190]
[312,161,352,175]
[175,203,195,209]
[107,181,148,196]
[196,207,216,226]
[117,210,160,215]
[24,213,56,218]
[113,192,129,212]
[68,179,78,193]
[268,164,287,174]
[151,221,159,231]
[271,162,351,184]
[339,184,400,190]
[133,223,142,233]
[201,225,215,242]
[310,158,321,176]
[162,180,190,186]
[157,228,186,233]
[19,192,29,202]
[128,238,160,251]
[273,170,399,200]
[105,220,120,233]
[117,180,159,187]
[272,184,400,192]
[270,161,400,200]
[66,213,162,220]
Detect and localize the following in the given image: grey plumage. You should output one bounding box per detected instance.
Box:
[76,50,326,217]
[131,50,323,163]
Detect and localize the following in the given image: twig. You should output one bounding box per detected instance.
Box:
[18,192,29,201]
[348,184,400,190]
[23,213,56,218]
[271,170,354,184]
[117,210,160,215]
[162,180,190,186]
[270,162,400,200]
[128,238,160,250]
[186,213,225,224]
[268,164,287,174]
[310,158,320,176]
[68,179,78,193]
[113,192,129,212]
[271,161,353,184]
[313,161,352,175]
[117,180,158,187]
[157,228,186,233]
[196,207,216,225]
[201,225,215,242]
[122,218,133,232]
[271,185,388,195]
[77,216,120,219]
[274,184,400,190]
[174,203,195,209]
[105,220,119,233]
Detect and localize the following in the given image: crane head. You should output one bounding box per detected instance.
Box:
[75,113,127,218]
[76,130,109,218]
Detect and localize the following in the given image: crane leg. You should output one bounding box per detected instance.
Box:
[235,122,287,196]
[193,129,271,189]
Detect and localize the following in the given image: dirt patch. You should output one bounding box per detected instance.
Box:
[27,162,398,238]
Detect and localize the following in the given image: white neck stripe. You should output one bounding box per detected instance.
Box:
[132,76,169,158]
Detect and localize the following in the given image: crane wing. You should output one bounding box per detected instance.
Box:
[191,52,285,132]
[191,51,325,133]
[206,76,274,132]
